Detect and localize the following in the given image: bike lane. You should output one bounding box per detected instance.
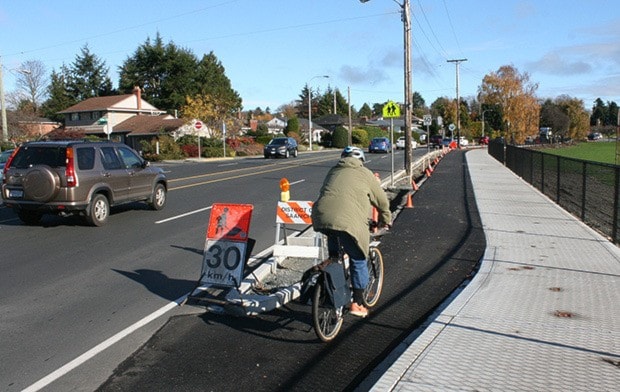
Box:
[95,149,485,391]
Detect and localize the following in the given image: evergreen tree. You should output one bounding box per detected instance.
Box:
[119,33,198,112]
[412,91,425,109]
[359,103,373,118]
[194,51,242,116]
[119,35,241,118]
[41,70,74,122]
[591,98,606,126]
[67,44,115,101]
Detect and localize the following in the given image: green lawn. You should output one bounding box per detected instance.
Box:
[542,142,618,165]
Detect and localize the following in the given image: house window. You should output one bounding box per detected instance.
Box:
[71,113,79,121]
[92,111,100,120]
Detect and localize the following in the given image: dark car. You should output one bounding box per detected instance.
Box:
[429,134,443,148]
[264,137,298,158]
[1,141,167,226]
[0,149,15,182]
[587,132,602,141]
[368,137,392,153]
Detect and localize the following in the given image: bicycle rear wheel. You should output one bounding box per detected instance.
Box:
[363,246,384,307]
[312,279,344,342]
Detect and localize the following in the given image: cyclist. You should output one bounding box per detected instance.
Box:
[311,146,392,317]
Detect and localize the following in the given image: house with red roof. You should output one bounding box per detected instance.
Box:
[49,87,195,151]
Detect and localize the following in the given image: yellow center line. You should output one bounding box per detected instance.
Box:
[168,155,336,191]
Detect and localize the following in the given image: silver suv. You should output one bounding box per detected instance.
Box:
[1,141,167,226]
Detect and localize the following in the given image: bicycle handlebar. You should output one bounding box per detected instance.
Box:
[369,220,391,239]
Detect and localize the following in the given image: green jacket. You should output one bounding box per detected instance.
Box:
[311,157,391,258]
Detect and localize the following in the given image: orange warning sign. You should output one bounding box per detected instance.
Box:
[206,203,253,241]
[276,201,313,224]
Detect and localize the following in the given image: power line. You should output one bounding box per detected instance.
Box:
[415,0,449,59]
[442,0,464,57]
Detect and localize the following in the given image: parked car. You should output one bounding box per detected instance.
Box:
[429,134,443,148]
[368,137,392,153]
[263,137,298,158]
[587,132,603,141]
[1,141,167,226]
[458,136,469,146]
[0,149,15,183]
[478,135,490,145]
[395,136,418,150]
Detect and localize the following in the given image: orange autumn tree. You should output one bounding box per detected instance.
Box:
[478,65,540,144]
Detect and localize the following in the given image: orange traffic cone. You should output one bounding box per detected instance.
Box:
[412,180,419,191]
[406,192,413,208]
[425,167,432,177]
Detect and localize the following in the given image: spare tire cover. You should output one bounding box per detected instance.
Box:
[23,165,61,202]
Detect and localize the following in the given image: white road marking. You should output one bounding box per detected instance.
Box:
[155,206,212,224]
[23,245,278,391]
[22,297,187,392]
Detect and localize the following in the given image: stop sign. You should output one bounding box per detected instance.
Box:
[194,121,203,130]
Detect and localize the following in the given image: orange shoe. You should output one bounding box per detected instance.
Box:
[350,302,368,318]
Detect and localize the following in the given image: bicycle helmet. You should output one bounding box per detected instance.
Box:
[341,146,366,162]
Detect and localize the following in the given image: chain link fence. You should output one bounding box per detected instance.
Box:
[488,139,620,244]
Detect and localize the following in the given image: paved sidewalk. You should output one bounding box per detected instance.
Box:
[372,148,620,391]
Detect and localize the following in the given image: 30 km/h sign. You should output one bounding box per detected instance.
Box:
[382,101,401,118]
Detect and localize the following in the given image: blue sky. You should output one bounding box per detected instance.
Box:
[1,0,619,113]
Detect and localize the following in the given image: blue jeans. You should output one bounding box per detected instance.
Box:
[323,230,368,290]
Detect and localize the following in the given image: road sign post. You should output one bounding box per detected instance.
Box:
[383,101,401,186]
[423,114,432,152]
[194,120,203,159]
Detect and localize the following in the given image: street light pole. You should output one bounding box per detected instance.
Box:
[361,0,412,175]
[481,109,492,137]
[447,58,467,147]
[307,75,329,152]
[0,57,7,143]
[402,0,413,176]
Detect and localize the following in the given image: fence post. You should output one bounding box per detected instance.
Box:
[581,162,587,221]
[613,167,619,244]
[541,154,545,195]
[556,155,561,203]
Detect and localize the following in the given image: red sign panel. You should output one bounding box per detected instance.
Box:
[206,203,253,242]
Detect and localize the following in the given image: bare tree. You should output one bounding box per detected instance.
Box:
[15,60,48,114]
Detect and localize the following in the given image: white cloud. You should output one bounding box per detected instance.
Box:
[527,52,592,75]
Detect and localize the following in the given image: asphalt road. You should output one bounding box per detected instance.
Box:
[94,149,485,391]
[0,149,408,391]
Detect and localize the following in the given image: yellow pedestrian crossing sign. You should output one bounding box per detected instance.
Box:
[382,101,401,118]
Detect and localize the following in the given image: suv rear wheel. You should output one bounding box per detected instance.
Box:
[85,194,110,226]
[149,183,167,210]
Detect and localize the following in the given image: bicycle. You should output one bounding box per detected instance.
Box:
[306,224,387,342]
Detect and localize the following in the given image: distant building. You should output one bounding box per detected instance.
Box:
[48,87,191,152]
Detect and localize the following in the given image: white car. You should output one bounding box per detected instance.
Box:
[458,136,469,146]
[396,136,417,149]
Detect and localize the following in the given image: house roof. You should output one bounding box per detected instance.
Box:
[115,115,185,136]
[58,94,161,114]
[45,115,185,139]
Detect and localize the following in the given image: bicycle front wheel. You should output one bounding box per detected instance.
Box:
[312,279,344,342]
[363,246,384,307]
